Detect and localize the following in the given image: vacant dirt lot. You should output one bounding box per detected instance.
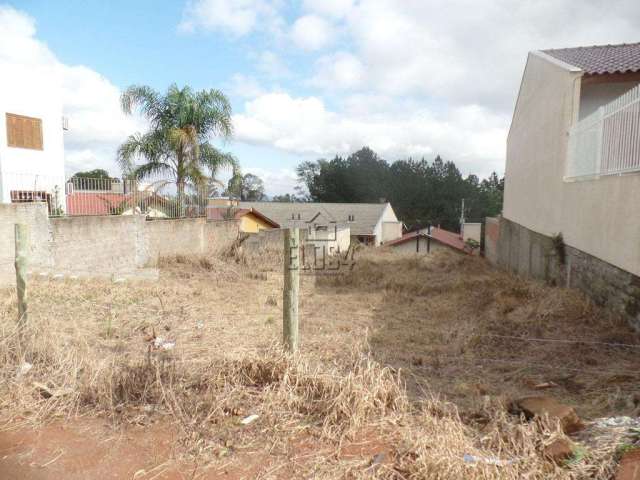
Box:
[0,248,638,479]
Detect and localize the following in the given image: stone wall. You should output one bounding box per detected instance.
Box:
[488,215,640,330]
[0,203,240,284]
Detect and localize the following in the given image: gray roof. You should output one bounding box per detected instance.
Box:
[543,43,640,75]
[238,201,391,236]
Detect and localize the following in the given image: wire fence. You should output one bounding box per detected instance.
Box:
[1,172,211,218]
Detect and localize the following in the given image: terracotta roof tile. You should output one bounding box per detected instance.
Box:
[543,43,640,75]
[384,227,468,253]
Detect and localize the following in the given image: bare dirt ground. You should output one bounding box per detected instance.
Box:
[0,248,639,479]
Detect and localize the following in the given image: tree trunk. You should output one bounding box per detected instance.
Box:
[177,176,185,218]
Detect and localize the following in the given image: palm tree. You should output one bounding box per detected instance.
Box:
[117,84,238,216]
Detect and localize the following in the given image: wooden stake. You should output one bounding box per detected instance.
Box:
[283,228,299,352]
[14,224,28,326]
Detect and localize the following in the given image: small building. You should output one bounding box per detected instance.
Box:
[207,198,279,233]
[384,227,469,254]
[238,201,402,246]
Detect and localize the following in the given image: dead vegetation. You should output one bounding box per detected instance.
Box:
[0,247,639,478]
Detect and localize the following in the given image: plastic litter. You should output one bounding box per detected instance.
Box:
[16,361,32,378]
[463,453,515,467]
[241,414,259,425]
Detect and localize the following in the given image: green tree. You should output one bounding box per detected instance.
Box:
[296,147,504,233]
[117,84,238,216]
[226,172,266,201]
[271,193,300,202]
[70,169,119,191]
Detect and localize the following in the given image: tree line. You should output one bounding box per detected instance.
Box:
[294,147,503,232]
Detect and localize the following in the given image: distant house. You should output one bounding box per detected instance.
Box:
[207,204,279,233]
[496,42,640,329]
[385,226,471,254]
[0,72,66,212]
[238,201,403,246]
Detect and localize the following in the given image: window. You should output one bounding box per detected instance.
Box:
[348,214,355,221]
[6,113,43,150]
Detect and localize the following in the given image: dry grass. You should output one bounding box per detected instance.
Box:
[0,247,638,478]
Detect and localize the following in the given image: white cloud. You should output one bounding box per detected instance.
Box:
[0,6,141,177]
[179,0,283,37]
[243,166,298,195]
[302,0,354,19]
[233,92,508,177]
[290,14,334,51]
[256,50,290,78]
[311,51,365,90]
[341,0,640,110]
[227,73,265,98]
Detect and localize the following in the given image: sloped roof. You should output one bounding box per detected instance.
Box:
[384,230,428,247]
[385,228,467,253]
[238,202,391,236]
[430,227,466,252]
[206,206,279,227]
[542,43,640,75]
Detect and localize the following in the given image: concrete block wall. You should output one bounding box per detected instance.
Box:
[489,216,640,330]
[145,218,240,265]
[0,203,52,285]
[50,215,148,275]
[484,217,500,264]
[203,220,241,257]
[0,203,241,284]
[145,218,206,264]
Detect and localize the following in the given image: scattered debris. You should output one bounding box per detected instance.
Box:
[153,337,175,350]
[544,438,575,463]
[511,396,585,434]
[33,382,73,399]
[534,381,558,390]
[16,361,32,379]
[463,453,515,467]
[240,414,259,425]
[615,448,640,480]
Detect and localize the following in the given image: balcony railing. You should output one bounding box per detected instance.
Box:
[567,83,640,179]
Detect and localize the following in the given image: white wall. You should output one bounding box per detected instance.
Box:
[505,52,640,276]
[0,64,66,204]
[306,225,351,253]
[579,81,640,120]
[373,203,401,246]
[462,223,481,243]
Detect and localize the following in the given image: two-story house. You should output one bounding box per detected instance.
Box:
[0,70,66,212]
[496,42,640,329]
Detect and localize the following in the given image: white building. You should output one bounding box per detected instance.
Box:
[497,42,640,329]
[0,66,66,210]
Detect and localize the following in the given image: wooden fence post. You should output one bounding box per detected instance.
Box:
[283,228,300,352]
[14,224,28,326]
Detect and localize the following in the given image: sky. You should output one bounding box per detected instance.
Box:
[3,1,640,195]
